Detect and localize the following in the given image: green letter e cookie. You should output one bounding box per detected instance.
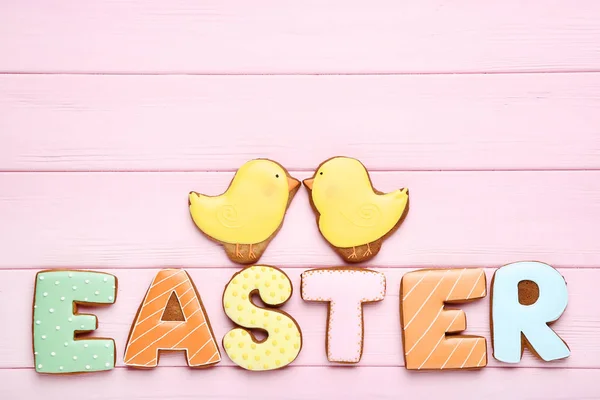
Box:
[32,270,117,374]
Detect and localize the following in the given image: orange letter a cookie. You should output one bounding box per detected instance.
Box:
[124,269,220,368]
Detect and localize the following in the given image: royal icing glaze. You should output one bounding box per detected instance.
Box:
[189,159,300,263]
[303,157,408,262]
[400,268,487,370]
[123,269,221,368]
[32,270,117,374]
[301,268,385,363]
[491,261,570,363]
[222,265,302,371]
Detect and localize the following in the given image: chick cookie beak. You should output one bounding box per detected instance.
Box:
[303,178,314,190]
[288,176,300,191]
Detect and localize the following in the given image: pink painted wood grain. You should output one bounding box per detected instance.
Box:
[1,1,599,74]
[0,268,598,369]
[1,74,600,171]
[0,171,598,269]
[2,1,599,398]
[1,367,598,400]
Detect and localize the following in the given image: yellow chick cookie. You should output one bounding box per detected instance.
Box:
[189,159,300,264]
[303,157,409,262]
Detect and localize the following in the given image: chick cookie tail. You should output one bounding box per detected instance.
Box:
[188,191,200,206]
[397,187,409,198]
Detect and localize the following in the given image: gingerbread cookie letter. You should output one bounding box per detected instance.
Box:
[400,269,487,370]
[491,261,570,363]
[304,157,409,263]
[32,270,117,374]
[223,266,302,371]
[189,159,300,264]
[301,268,385,363]
[123,269,220,368]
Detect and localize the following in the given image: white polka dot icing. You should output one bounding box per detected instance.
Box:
[32,270,117,374]
[222,266,302,371]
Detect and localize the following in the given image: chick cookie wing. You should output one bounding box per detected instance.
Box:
[215,204,245,229]
[189,159,300,264]
[304,156,409,263]
[339,203,383,228]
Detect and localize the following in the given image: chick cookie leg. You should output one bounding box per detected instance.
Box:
[235,244,243,258]
[363,243,373,257]
[348,247,358,260]
[248,244,256,260]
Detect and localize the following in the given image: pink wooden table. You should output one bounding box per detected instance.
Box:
[1,1,600,399]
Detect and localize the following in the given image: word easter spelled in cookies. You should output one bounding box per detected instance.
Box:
[31,158,570,374]
[31,262,571,373]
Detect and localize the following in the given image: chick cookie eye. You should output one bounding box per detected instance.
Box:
[275,174,279,178]
[319,172,323,175]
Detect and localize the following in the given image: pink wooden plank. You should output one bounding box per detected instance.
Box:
[1,1,599,74]
[1,74,600,171]
[1,365,599,400]
[1,268,598,368]
[0,171,598,269]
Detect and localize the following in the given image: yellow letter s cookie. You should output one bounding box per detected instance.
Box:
[222,266,302,371]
